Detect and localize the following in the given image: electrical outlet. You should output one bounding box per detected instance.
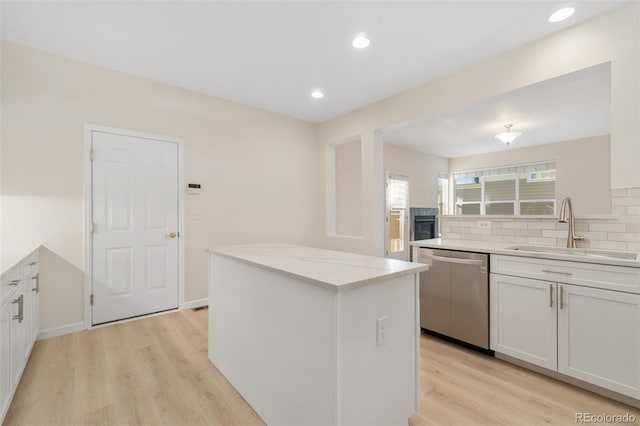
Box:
[377,316,388,346]
[477,220,491,229]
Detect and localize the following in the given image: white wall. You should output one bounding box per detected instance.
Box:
[317,3,639,256]
[335,140,362,236]
[0,41,321,331]
[449,135,611,215]
[383,143,448,209]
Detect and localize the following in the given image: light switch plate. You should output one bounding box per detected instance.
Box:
[191,210,203,220]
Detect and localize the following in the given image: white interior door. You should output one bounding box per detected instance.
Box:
[91,130,179,325]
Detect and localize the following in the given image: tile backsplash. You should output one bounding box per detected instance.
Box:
[440,187,640,252]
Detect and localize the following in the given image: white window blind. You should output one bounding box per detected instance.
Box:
[387,175,409,210]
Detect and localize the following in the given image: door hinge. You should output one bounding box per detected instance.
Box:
[89,222,95,233]
[90,294,94,305]
[90,149,95,161]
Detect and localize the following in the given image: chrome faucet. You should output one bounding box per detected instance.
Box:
[558,197,584,248]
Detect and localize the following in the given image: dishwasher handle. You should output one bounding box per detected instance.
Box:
[420,253,484,266]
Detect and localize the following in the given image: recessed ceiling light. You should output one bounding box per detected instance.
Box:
[352,35,370,49]
[549,7,575,23]
[311,90,324,99]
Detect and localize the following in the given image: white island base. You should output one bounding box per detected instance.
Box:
[207,244,427,426]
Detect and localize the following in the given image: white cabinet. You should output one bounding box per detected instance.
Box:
[27,272,39,346]
[10,285,25,389]
[490,274,557,370]
[491,254,640,400]
[0,249,40,422]
[0,298,12,420]
[558,284,640,397]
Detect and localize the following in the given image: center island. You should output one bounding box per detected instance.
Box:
[207,243,428,426]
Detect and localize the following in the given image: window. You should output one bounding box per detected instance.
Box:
[519,170,556,215]
[453,162,556,216]
[454,177,481,215]
[437,172,449,216]
[385,174,409,259]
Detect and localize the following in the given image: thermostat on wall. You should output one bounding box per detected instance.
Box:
[187,183,202,194]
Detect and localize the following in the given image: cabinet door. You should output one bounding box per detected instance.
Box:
[10,286,24,389]
[21,280,32,362]
[490,274,557,369]
[558,284,640,399]
[29,273,39,345]
[0,301,12,419]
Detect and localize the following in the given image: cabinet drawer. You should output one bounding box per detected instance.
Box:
[1,265,23,306]
[491,255,640,294]
[22,251,39,277]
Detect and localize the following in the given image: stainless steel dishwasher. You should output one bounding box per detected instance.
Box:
[418,248,490,351]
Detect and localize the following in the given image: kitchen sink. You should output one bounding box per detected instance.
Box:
[505,245,638,261]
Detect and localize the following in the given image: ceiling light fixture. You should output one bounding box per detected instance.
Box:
[311,90,324,99]
[495,124,521,146]
[352,35,370,49]
[549,7,575,23]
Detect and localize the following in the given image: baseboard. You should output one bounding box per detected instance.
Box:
[182,298,209,310]
[36,301,208,340]
[37,322,85,340]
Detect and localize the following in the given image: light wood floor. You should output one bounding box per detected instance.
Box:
[4,309,639,426]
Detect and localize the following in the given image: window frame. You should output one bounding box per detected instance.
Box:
[452,162,556,217]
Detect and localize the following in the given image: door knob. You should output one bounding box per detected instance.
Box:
[166,232,177,239]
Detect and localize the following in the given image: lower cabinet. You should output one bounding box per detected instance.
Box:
[0,298,12,420]
[558,284,640,398]
[29,273,40,346]
[491,273,640,400]
[10,285,26,390]
[1,250,39,422]
[490,274,557,370]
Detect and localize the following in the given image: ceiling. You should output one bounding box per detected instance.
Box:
[383,63,611,158]
[0,1,626,123]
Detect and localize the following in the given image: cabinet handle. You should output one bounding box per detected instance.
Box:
[29,261,37,266]
[421,253,484,266]
[560,286,565,310]
[542,269,572,276]
[8,279,20,286]
[32,274,39,294]
[549,284,553,307]
[12,295,23,323]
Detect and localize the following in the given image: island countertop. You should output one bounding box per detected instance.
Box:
[207,243,428,290]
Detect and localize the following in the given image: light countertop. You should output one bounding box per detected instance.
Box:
[410,238,509,254]
[207,243,428,290]
[1,244,42,276]
[410,238,640,268]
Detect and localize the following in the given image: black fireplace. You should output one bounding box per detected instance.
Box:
[410,207,439,242]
